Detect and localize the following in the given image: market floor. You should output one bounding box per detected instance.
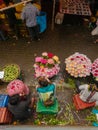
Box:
[0,22,98,126]
[4,126,98,130]
[0,23,98,86]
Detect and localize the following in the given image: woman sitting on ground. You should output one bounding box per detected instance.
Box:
[77,82,98,106]
[8,93,35,121]
[7,79,35,121]
[36,77,56,106]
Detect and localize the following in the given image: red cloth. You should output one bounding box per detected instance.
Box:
[73,94,95,110]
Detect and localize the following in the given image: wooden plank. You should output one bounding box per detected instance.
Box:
[0,0,32,12]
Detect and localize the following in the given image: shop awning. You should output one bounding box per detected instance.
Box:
[60,0,91,16]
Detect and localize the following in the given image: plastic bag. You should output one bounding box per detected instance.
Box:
[91,26,98,35]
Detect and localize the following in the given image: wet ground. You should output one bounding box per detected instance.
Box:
[0,21,98,126]
[0,22,98,85]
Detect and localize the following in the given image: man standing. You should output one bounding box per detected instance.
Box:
[4,0,21,40]
[21,0,40,41]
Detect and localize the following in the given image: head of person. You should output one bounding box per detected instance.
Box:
[9,94,20,105]
[38,76,50,87]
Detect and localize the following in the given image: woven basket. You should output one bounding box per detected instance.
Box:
[2,64,20,83]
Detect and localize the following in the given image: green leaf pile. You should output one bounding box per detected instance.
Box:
[3,64,20,82]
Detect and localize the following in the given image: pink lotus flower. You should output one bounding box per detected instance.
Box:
[41,59,47,64]
[47,59,54,64]
[35,57,42,62]
[42,52,48,57]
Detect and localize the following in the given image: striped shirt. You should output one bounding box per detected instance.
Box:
[21,3,40,27]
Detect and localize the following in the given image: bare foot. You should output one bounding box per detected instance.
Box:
[29,97,36,108]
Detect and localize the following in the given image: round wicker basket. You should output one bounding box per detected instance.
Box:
[2,64,20,83]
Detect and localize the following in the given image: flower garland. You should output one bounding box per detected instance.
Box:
[33,52,60,78]
[91,58,98,81]
[65,52,92,78]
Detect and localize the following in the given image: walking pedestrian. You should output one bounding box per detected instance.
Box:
[3,0,21,40]
[0,18,8,40]
[7,79,35,121]
[21,0,40,42]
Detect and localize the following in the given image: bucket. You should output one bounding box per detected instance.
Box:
[36,11,47,33]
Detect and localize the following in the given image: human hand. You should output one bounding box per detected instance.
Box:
[19,92,25,96]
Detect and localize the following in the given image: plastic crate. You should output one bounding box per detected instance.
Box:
[36,98,58,114]
[0,94,9,107]
[0,107,12,124]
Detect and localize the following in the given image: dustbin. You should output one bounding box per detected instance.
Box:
[36,11,47,33]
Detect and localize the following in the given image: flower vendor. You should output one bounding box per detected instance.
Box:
[7,79,36,121]
[36,76,56,106]
[76,81,98,106]
[8,94,35,121]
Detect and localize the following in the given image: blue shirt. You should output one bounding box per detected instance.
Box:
[21,3,40,27]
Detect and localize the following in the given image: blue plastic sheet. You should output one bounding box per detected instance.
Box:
[92,109,98,127]
[0,94,9,107]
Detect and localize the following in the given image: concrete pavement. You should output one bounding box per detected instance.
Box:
[2,126,98,130]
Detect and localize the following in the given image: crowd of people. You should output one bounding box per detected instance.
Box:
[0,0,41,41]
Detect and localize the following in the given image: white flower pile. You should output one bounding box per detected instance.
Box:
[65,52,92,78]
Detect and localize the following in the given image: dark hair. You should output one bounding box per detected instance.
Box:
[38,77,50,87]
[9,94,20,105]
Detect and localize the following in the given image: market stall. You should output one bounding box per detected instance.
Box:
[59,0,91,16]
[0,0,47,36]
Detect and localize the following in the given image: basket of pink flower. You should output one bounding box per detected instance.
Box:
[91,58,98,81]
[65,52,92,78]
[33,52,60,78]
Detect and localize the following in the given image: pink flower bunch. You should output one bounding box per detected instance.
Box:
[34,52,60,78]
[91,58,98,81]
[65,52,92,78]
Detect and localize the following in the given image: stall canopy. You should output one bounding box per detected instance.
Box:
[59,0,91,16]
